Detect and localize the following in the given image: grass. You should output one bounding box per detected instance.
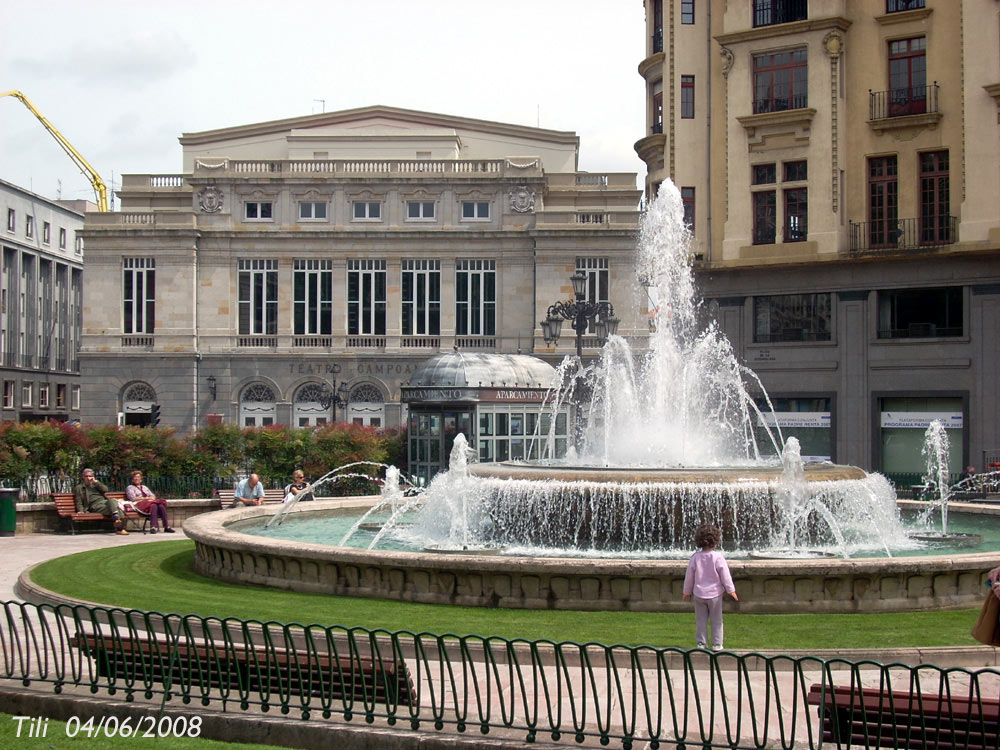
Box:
[28,540,982,650]
[0,712,287,750]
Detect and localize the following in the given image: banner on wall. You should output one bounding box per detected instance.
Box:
[758,412,830,428]
[880,412,964,429]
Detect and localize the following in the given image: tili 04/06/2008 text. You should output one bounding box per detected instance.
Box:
[11,714,203,739]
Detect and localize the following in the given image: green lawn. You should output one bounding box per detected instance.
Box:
[0,712,287,750]
[28,540,981,650]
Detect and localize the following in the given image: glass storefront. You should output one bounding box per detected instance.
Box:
[880,396,964,478]
[754,397,832,461]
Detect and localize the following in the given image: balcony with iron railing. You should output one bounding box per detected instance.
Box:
[869,83,939,121]
[752,0,807,28]
[754,93,809,115]
[849,216,956,253]
[651,29,663,54]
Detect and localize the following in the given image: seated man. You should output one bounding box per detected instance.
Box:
[232,473,264,507]
[74,468,128,535]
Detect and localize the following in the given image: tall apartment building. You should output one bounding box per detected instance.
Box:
[80,106,642,437]
[637,0,1000,478]
[0,179,85,422]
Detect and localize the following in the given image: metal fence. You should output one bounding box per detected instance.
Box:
[2,600,998,748]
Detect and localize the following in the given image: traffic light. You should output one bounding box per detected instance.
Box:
[150,404,161,427]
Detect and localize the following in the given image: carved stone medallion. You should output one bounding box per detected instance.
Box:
[509,186,536,213]
[198,186,224,213]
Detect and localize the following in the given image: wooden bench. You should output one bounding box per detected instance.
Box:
[52,492,147,534]
[807,682,1000,750]
[73,633,414,708]
[216,488,288,506]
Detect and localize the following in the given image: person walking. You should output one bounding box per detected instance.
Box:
[682,524,738,650]
[125,471,175,534]
[73,468,128,535]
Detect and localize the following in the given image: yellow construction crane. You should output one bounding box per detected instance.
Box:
[1,89,109,212]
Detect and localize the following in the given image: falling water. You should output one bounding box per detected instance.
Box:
[920,419,952,534]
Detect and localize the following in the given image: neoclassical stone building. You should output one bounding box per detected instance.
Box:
[637,0,1000,477]
[80,106,642,434]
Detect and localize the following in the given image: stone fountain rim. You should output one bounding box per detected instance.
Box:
[466,461,868,483]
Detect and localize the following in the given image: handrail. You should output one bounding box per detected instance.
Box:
[2,599,999,747]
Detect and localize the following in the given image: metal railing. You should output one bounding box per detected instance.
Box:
[753,0,807,27]
[651,30,663,54]
[753,92,809,115]
[869,83,939,120]
[3,600,1000,748]
[849,216,956,252]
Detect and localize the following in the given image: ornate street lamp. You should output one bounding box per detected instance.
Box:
[316,364,351,421]
[206,375,217,401]
[541,271,620,357]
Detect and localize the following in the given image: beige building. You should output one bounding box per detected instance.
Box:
[80,106,642,458]
[637,0,1000,478]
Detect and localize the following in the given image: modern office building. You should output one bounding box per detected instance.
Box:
[637,0,1000,477]
[80,106,643,455]
[0,179,85,423]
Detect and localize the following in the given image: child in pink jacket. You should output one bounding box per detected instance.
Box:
[682,524,738,650]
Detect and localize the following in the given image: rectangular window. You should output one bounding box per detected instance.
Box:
[5,209,13,232]
[352,201,381,220]
[2,381,13,409]
[347,259,386,336]
[784,188,808,242]
[39,383,49,408]
[919,150,950,244]
[56,383,66,408]
[652,0,663,52]
[784,160,807,182]
[58,227,66,249]
[753,49,807,113]
[21,382,32,408]
[461,201,490,220]
[455,259,496,336]
[42,222,51,244]
[888,37,926,117]
[123,258,155,335]
[652,90,663,133]
[406,201,435,220]
[244,201,273,221]
[402,260,441,336]
[753,191,777,244]
[298,201,327,220]
[755,397,833,461]
[25,215,34,238]
[887,0,924,10]
[681,0,694,24]
[868,155,899,248]
[754,294,831,343]
[71,385,80,410]
[293,259,332,335]
[74,233,82,254]
[753,0,807,27]
[576,257,609,334]
[680,75,695,119]
[681,187,695,233]
[237,258,278,335]
[752,164,776,185]
[878,287,963,339]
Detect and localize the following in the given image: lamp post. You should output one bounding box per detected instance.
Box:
[316,364,350,422]
[206,375,217,401]
[540,271,619,357]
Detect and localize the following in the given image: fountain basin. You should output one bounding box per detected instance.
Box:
[185,497,1000,614]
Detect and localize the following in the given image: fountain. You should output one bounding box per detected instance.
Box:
[184,181,1000,613]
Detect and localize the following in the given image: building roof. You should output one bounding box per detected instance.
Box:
[407,352,559,390]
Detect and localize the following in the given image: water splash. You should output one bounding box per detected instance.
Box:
[920,419,952,534]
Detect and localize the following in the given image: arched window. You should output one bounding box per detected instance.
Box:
[293,382,332,427]
[121,382,156,426]
[240,383,276,427]
[348,384,384,427]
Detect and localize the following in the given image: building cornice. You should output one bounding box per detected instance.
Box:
[875,7,933,26]
[638,52,665,81]
[985,83,1000,108]
[714,16,851,46]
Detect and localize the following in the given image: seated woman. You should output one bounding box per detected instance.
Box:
[125,471,175,534]
[283,470,312,504]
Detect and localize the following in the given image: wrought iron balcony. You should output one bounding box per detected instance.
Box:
[849,216,956,253]
[651,122,663,134]
[886,0,924,12]
[869,83,938,120]
[651,30,663,54]
[753,0,807,28]
[753,93,808,115]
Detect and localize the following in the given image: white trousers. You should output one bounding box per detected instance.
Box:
[693,594,724,649]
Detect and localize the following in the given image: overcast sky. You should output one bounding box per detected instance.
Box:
[1,1,646,207]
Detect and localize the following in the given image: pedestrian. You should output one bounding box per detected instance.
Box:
[682,523,738,650]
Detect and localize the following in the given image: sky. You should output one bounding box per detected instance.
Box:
[1,0,647,207]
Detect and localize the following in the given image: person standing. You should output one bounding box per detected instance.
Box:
[125,471,175,534]
[74,468,128,535]
[232,473,265,507]
[682,524,738,650]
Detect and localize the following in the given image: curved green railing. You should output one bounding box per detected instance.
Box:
[1,600,998,748]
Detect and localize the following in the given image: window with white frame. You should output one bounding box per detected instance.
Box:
[74,233,82,254]
[39,383,49,408]
[244,201,273,221]
[298,201,327,220]
[59,227,66,249]
[21,381,32,408]
[455,259,496,336]
[42,222,51,244]
[478,405,570,462]
[402,260,440,336]
[293,259,332,335]
[352,201,381,220]
[5,209,13,232]
[576,257,609,334]
[240,382,276,427]
[238,259,278,335]
[347,259,386,336]
[123,258,155,334]
[2,381,13,409]
[71,385,80,410]
[406,200,435,220]
[25,215,34,238]
[461,201,490,220]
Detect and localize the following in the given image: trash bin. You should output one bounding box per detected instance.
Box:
[0,487,18,537]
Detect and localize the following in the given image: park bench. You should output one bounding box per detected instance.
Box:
[807,682,999,750]
[72,632,414,708]
[216,488,289,506]
[51,492,147,534]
